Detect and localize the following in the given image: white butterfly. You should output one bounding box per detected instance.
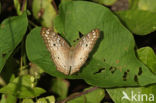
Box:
[41,28,100,75]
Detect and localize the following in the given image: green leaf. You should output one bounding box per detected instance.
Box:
[5,94,17,103]
[116,0,156,35]
[0,75,46,98]
[32,0,57,27]
[93,0,117,5]
[138,0,156,12]
[22,99,34,103]
[67,87,105,103]
[26,1,156,87]
[51,78,69,100]
[0,95,6,103]
[0,57,18,84]
[107,86,156,103]
[0,12,28,72]
[137,47,156,73]
[106,46,156,103]
[37,96,55,103]
[117,10,156,35]
[29,63,44,79]
[13,0,27,15]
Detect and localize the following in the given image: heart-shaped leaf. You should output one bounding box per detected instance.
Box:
[26,1,156,87]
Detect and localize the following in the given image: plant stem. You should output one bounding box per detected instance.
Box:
[56,87,98,103]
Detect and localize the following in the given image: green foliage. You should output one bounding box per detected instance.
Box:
[0,57,18,84]
[37,96,55,103]
[22,99,34,103]
[0,75,46,98]
[0,0,156,102]
[51,78,69,100]
[67,87,105,103]
[14,0,27,15]
[117,0,156,35]
[0,94,16,103]
[32,0,57,27]
[106,47,156,102]
[26,1,156,87]
[138,0,156,12]
[0,12,28,72]
[107,86,156,103]
[137,47,156,73]
[93,0,117,5]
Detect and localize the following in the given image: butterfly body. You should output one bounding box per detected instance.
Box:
[41,28,100,75]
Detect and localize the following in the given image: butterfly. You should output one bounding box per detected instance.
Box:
[41,28,100,75]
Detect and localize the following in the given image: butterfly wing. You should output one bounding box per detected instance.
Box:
[70,29,100,74]
[41,28,71,75]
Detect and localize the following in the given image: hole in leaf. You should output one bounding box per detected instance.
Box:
[123,71,128,81]
[2,53,6,58]
[94,68,105,74]
[109,66,117,73]
[79,32,83,38]
[134,75,139,83]
[103,59,106,62]
[138,67,142,76]
[73,38,79,42]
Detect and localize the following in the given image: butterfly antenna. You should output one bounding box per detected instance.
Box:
[68,66,72,75]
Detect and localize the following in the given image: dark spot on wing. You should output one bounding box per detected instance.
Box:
[80,58,82,60]
[134,75,139,83]
[73,40,76,42]
[109,66,117,73]
[94,68,105,74]
[86,44,88,47]
[58,57,59,59]
[127,69,130,72]
[138,67,142,76]
[123,71,128,81]
[79,32,83,38]
[53,43,56,46]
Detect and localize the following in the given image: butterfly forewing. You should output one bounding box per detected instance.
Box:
[70,29,100,74]
[41,28,100,75]
[41,28,71,75]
